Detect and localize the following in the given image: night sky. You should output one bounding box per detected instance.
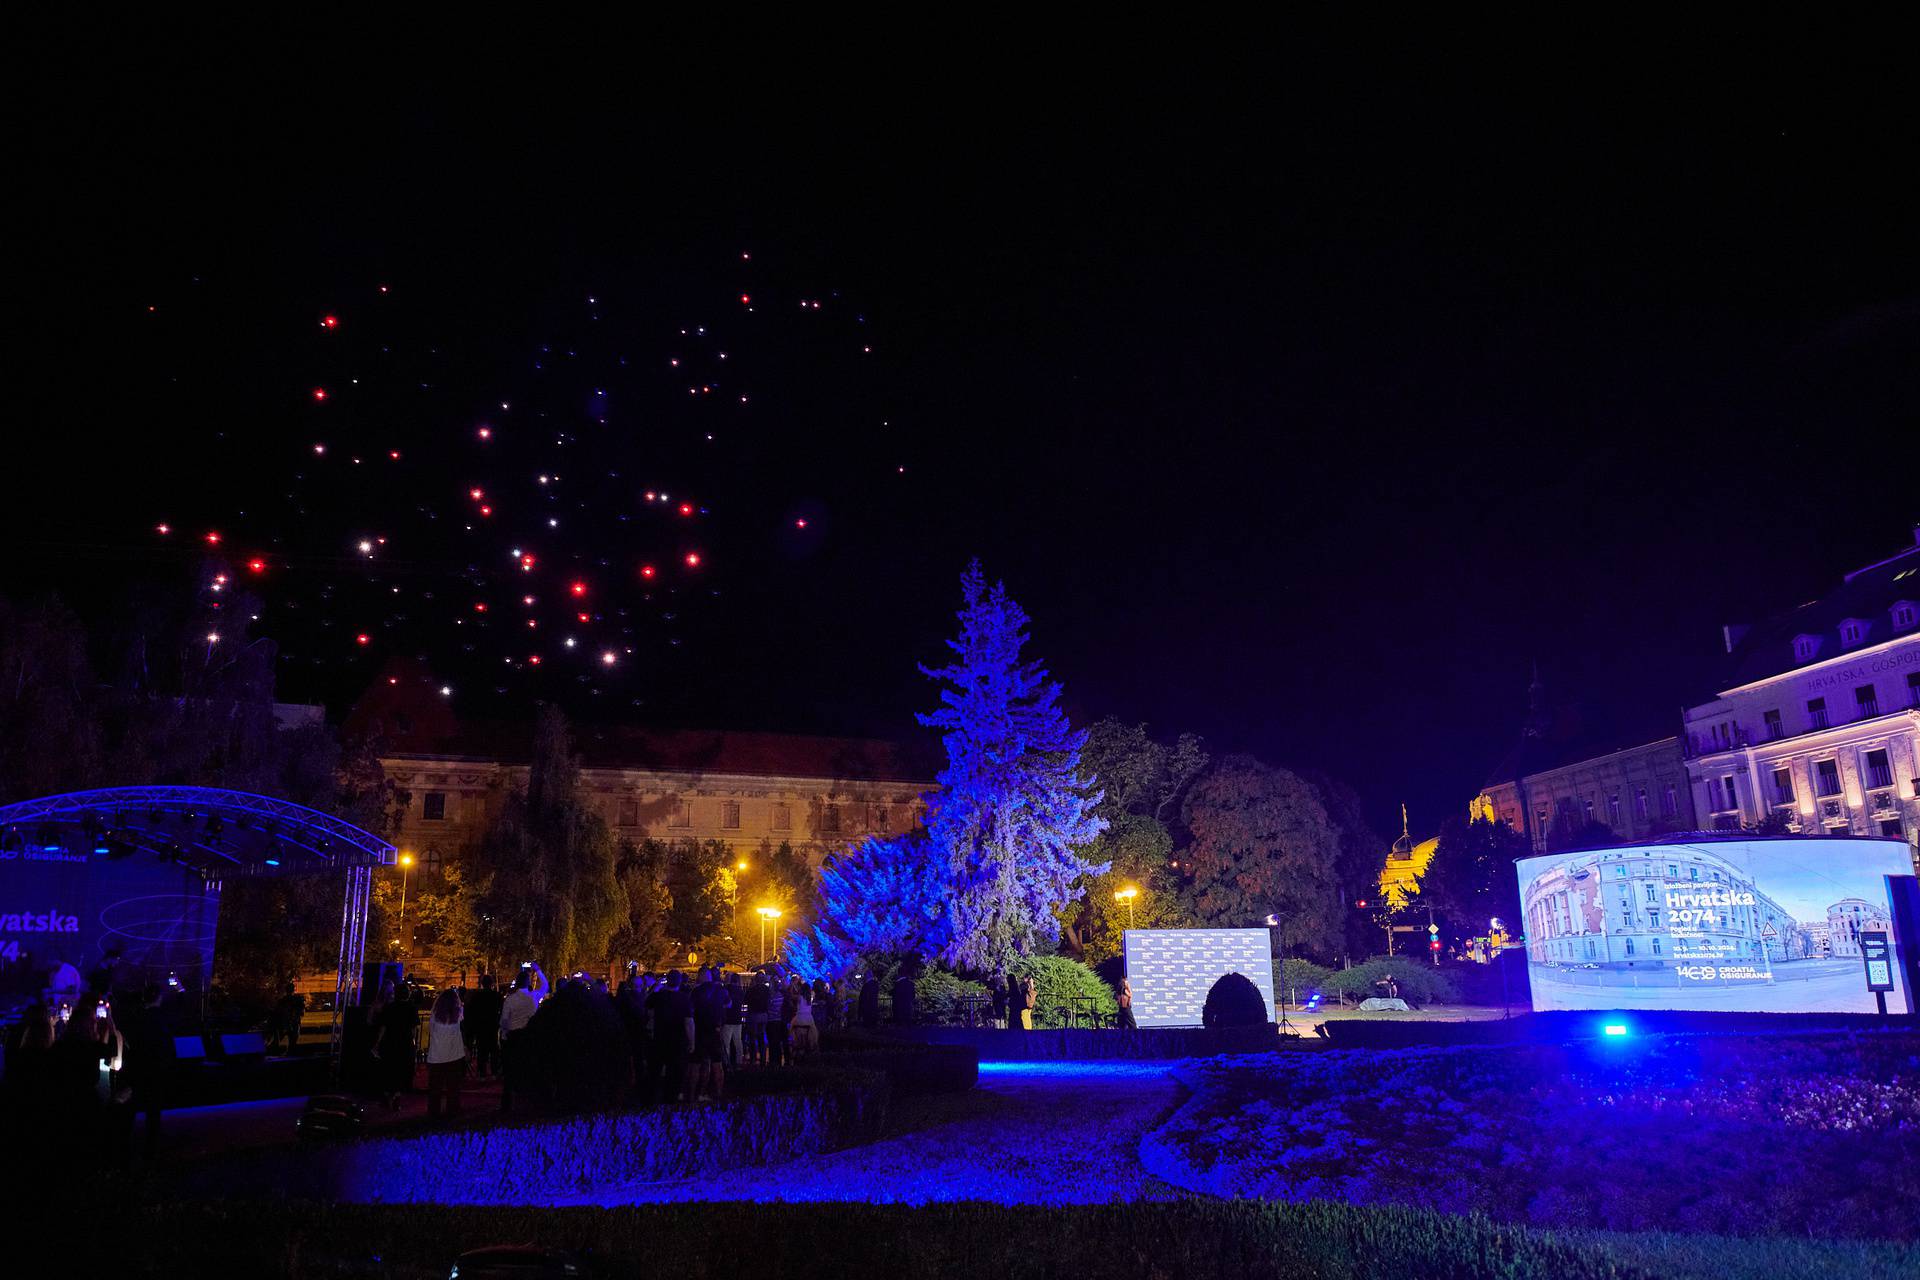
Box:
[12,35,1917,838]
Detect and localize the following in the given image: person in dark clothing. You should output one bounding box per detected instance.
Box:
[271,983,305,1053]
[764,973,788,1068]
[890,970,918,1025]
[858,973,881,1029]
[118,984,173,1161]
[645,971,693,1102]
[465,974,504,1079]
[744,973,772,1066]
[691,969,728,1100]
[377,983,418,1108]
[989,976,1009,1029]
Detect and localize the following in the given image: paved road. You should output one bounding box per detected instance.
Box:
[575,1061,1188,1206]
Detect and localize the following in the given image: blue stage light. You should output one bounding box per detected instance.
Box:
[1603,1022,1629,1037]
[264,858,280,866]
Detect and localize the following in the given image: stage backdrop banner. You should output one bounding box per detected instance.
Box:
[1516,836,1915,1015]
[1,848,220,999]
[1123,927,1275,1028]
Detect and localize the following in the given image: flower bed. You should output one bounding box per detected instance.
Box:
[179,1063,888,1204]
[1142,1031,1920,1240]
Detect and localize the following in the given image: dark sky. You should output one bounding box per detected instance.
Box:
[12,32,1917,840]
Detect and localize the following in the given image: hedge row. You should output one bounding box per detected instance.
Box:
[817,1032,980,1092]
[880,1022,1295,1059]
[74,1199,1726,1279]
[177,1064,888,1203]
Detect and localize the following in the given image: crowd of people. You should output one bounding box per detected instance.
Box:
[0,978,176,1170]
[357,962,878,1121]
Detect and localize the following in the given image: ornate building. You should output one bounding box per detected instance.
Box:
[1683,527,1920,856]
[348,669,936,878]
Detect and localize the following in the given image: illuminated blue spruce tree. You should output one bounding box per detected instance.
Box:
[788,561,1107,978]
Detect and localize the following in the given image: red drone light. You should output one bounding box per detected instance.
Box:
[795,518,808,529]
[312,387,328,401]
[684,552,702,568]
[355,633,371,646]
[469,488,484,500]
[204,531,221,545]
[321,314,339,329]
[678,502,694,517]
[155,524,170,535]
[739,293,751,305]
[476,426,492,441]
[639,564,656,580]
[474,602,489,612]
[520,554,536,570]
[529,654,541,665]
[246,558,266,574]
[389,450,401,460]
[570,581,587,597]
[576,612,590,623]
[479,505,493,517]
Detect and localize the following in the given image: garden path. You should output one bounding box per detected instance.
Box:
[576,1061,1190,1205]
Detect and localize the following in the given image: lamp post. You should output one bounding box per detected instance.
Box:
[756,906,782,965]
[731,860,749,928]
[396,852,416,957]
[1114,885,1139,931]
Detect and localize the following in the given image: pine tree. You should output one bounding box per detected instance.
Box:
[785,833,952,978]
[918,561,1108,972]
[473,704,626,971]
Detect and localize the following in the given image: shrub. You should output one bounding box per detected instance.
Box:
[1202,972,1268,1027]
[1276,958,1334,1006]
[181,1065,889,1203]
[914,968,990,1024]
[1010,954,1117,1028]
[1321,956,1459,1007]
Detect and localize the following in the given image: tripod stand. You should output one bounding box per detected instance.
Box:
[1265,910,1301,1038]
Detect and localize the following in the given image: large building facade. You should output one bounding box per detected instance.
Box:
[1480,736,1698,853]
[1683,531,1920,854]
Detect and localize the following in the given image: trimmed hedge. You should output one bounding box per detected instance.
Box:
[1322,956,1460,1007]
[817,1030,980,1093]
[913,968,990,1023]
[875,1023,1296,1060]
[76,1198,1914,1278]
[177,1064,888,1203]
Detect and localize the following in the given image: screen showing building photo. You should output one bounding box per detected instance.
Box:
[1123,927,1276,1028]
[1517,837,1913,1014]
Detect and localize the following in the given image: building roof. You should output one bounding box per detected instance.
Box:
[1717,528,1920,691]
[383,718,938,785]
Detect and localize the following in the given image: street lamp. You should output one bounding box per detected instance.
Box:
[1114,885,1140,931]
[396,852,416,957]
[731,860,749,928]
[756,906,782,965]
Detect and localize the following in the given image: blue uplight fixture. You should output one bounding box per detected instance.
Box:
[1602,1022,1629,1037]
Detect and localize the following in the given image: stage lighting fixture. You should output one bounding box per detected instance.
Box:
[1602,1022,1629,1038]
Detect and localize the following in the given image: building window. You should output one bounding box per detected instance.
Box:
[1764,709,1784,740]
[670,800,692,828]
[1885,818,1907,838]
[423,845,444,873]
[1614,864,1627,878]
[1585,799,1597,825]
[770,803,791,831]
[1772,768,1795,805]
[1634,788,1649,821]
[617,799,639,827]
[821,804,841,833]
[1794,634,1820,663]
[1865,749,1894,790]
[1689,866,1700,881]
[1662,785,1678,818]
[1607,794,1622,827]
[721,800,741,830]
[1644,883,1658,904]
[1856,685,1880,719]
[1651,937,1662,955]
[1807,697,1829,730]
[871,805,890,833]
[1840,619,1867,647]
[1624,937,1636,957]
[1910,672,1920,708]
[1666,863,1678,877]
[423,792,447,821]
[1893,602,1917,631]
[1815,760,1842,798]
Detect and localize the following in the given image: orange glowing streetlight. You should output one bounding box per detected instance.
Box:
[1115,885,1140,930]
[756,906,782,965]
[397,851,417,955]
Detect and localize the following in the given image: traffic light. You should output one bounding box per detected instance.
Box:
[1354,899,1369,909]
[1429,939,1441,952]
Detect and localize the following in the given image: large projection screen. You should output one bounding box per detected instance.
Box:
[1516,837,1914,1014]
[1122,927,1275,1027]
